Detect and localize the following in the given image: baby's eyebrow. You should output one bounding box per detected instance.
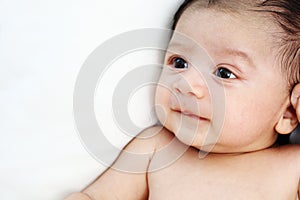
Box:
[221,48,256,68]
[167,42,190,52]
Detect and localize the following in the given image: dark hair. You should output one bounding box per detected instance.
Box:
[172,0,197,30]
[171,0,300,89]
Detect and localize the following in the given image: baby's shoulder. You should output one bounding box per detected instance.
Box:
[269,144,300,174]
[274,144,300,159]
[125,125,175,153]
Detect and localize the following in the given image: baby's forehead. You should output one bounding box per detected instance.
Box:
[181,6,279,33]
[173,9,280,61]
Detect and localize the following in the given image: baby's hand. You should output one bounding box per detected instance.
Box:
[291,83,300,122]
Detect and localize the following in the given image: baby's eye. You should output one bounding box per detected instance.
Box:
[214,67,237,79]
[169,57,188,69]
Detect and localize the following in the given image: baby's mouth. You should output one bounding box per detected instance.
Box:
[171,108,209,121]
[169,93,210,121]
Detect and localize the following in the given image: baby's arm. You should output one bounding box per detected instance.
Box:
[64,126,172,200]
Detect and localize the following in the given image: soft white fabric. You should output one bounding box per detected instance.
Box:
[0,0,182,199]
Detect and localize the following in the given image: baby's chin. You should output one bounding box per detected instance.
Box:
[169,129,250,154]
[163,124,210,149]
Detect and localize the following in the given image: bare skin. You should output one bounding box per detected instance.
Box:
[148,129,300,200]
[65,126,300,200]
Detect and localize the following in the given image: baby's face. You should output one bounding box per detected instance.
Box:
[155,9,291,153]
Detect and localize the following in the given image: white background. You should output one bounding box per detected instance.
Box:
[0,0,183,199]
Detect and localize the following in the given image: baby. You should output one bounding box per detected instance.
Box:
[66,0,300,199]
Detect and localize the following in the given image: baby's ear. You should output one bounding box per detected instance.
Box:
[275,99,298,134]
[291,83,300,121]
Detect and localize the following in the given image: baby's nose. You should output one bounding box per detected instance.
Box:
[172,67,207,99]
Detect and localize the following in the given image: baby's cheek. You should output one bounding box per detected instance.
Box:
[154,86,170,122]
[219,110,254,145]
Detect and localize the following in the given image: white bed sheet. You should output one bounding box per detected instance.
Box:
[0,0,182,199]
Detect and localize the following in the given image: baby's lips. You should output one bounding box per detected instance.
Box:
[169,91,212,119]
